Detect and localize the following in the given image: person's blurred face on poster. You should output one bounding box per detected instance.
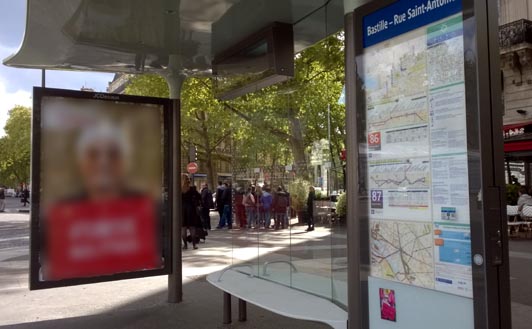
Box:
[77,123,129,200]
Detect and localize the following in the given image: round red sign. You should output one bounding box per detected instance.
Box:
[187,162,199,174]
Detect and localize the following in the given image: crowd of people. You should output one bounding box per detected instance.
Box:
[181,179,318,250]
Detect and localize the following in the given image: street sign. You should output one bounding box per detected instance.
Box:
[187,162,199,174]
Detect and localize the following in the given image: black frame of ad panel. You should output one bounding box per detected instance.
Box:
[348,0,511,328]
[30,87,173,290]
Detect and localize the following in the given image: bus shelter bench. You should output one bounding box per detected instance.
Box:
[207,268,347,329]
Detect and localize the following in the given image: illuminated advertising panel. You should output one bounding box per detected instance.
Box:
[30,87,172,289]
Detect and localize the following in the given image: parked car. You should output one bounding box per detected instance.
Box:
[5,189,16,197]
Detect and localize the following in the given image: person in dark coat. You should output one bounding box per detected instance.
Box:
[182,176,202,249]
[220,183,233,229]
[273,186,289,230]
[200,183,213,230]
[306,186,316,232]
[21,187,30,207]
[215,181,226,228]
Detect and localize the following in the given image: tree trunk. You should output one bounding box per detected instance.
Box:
[287,108,309,179]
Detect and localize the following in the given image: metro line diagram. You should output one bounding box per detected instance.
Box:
[369,159,430,189]
[367,96,428,131]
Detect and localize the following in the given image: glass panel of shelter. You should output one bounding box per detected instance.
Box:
[225,47,346,305]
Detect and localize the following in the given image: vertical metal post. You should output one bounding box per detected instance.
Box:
[483,0,513,326]
[524,161,530,186]
[344,11,362,329]
[506,160,511,184]
[166,67,185,304]
[327,103,332,195]
[238,299,247,322]
[41,69,46,88]
[223,292,232,324]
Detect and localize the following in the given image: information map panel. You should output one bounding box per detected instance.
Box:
[358,0,473,299]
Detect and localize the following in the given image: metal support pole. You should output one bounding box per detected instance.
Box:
[506,160,511,184]
[223,292,232,324]
[238,299,247,322]
[41,69,46,88]
[165,57,185,304]
[525,160,530,186]
[344,12,363,329]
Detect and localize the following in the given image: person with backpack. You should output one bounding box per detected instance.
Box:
[200,183,214,230]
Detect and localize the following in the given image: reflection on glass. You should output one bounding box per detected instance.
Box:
[213,27,347,309]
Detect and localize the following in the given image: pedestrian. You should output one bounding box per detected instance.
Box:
[260,187,273,228]
[220,183,233,229]
[243,187,256,228]
[21,187,29,207]
[306,186,316,232]
[273,186,289,230]
[235,187,246,228]
[0,187,5,212]
[215,181,227,229]
[182,176,202,250]
[200,183,214,230]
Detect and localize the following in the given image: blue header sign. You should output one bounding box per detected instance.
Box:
[363,0,462,48]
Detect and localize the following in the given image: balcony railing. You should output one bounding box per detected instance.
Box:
[500,19,532,48]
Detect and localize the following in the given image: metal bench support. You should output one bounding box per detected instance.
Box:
[239,299,247,322]
[223,292,232,324]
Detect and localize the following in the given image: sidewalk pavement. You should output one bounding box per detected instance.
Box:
[0,212,327,329]
[2,212,532,329]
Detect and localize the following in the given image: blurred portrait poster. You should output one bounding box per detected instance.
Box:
[34,89,169,285]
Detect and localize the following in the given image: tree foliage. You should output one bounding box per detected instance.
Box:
[125,32,346,188]
[227,32,345,176]
[0,106,31,187]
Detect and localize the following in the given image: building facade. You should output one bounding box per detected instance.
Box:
[500,0,532,184]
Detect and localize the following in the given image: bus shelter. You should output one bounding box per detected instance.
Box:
[3,1,512,328]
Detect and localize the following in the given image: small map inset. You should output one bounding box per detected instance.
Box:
[371,220,435,288]
[363,34,428,105]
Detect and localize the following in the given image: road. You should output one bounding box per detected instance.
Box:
[1,196,30,213]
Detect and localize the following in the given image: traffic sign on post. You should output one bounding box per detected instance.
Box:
[187,162,199,174]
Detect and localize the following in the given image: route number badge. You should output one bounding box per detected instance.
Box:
[371,189,384,209]
[368,132,381,151]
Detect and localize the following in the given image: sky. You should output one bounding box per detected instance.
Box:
[0,1,114,136]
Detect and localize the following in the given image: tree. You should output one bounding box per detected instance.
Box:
[222,32,345,180]
[0,106,32,187]
[180,78,233,188]
[125,75,234,189]
[125,32,346,189]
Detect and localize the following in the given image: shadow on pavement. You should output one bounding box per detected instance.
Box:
[0,278,328,329]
